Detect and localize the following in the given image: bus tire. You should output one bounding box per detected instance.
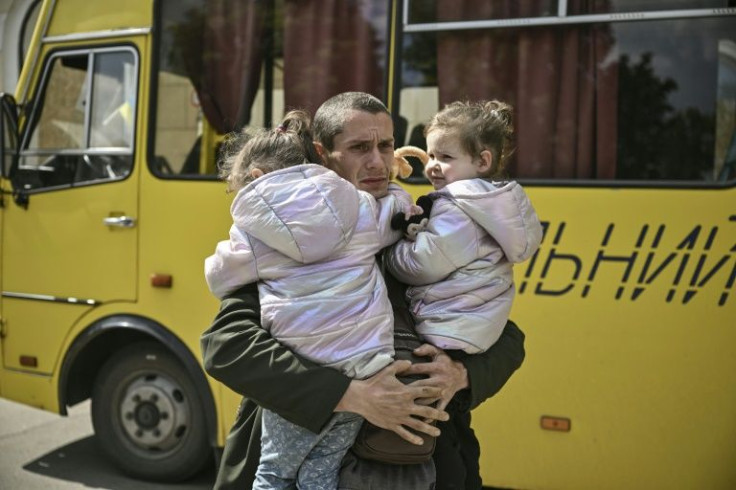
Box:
[91,341,210,482]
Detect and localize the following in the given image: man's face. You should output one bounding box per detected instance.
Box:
[321,110,395,198]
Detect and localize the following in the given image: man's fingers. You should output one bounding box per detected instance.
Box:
[404,382,442,400]
[413,343,441,358]
[412,404,449,423]
[401,417,441,439]
[404,362,436,376]
[393,426,425,446]
[415,396,440,407]
[389,359,413,375]
[436,398,450,412]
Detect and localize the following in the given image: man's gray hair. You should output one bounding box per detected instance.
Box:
[313,92,389,151]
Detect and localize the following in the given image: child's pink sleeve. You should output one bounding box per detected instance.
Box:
[386,199,477,286]
[374,183,414,248]
[204,225,259,299]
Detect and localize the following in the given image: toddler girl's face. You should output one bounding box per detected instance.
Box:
[424,130,482,190]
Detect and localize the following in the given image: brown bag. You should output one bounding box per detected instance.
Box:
[350,329,437,464]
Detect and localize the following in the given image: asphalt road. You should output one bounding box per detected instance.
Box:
[0,397,216,489]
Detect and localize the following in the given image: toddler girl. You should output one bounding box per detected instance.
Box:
[205,110,412,490]
[386,99,543,486]
[387,100,543,355]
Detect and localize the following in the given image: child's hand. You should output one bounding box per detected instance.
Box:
[390,201,431,241]
[404,204,424,220]
[396,205,428,241]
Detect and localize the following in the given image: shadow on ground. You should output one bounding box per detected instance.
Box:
[23,435,216,489]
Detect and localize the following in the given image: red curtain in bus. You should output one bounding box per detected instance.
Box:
[176,0,266,133]
[435,0,618,179]
[282,0,384,116]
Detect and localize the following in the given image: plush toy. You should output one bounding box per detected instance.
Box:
[391,194,433,241]
[390,146,433,240]
[390,145,429,180]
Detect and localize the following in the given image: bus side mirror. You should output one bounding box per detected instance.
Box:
[0,92,19,181]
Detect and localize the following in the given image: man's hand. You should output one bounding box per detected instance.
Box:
[405,344,469,411]
[335,360,449,445]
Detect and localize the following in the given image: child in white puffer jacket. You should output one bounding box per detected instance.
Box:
[387,100,543,355]
[205,110,412,490]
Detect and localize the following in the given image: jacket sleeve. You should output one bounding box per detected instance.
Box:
[447,319,526,411]
[373,183,412,248]
[204,226,259,299]
[200,283,351,433]
[386,200,479,286]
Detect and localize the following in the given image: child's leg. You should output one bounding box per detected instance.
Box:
[254,408,319,490]
[297,412,363,489]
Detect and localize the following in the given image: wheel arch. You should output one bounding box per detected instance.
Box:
[58,314,218,448]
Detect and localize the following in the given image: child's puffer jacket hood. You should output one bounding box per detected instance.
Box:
[231,164,360,264]
[436,179,542,263]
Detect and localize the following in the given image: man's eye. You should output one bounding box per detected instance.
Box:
[354,143,370,152]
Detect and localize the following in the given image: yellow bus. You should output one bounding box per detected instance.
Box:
[0,0,734,488]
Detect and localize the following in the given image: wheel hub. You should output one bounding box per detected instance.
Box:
[119,374,190,451]
[134,401,161,429]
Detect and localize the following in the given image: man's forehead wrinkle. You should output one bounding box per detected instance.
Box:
[338,112,393,147]
[343,131,391,146]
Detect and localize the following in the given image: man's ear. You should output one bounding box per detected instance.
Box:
[478,149,493,173]
[314,141,337,172]
[250,168,264,179]
[314,142,328,164]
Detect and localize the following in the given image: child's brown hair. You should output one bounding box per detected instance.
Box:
[219,110,322,192]
[425,100,514,178]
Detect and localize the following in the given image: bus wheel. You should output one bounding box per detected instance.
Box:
[91,341,210,482]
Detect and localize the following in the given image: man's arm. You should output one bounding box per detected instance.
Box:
[457,319,526,410]
[201,283,349,433]
[201,282,447,438]
[406,319,526,411]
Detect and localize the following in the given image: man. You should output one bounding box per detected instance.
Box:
[201,92,526,489]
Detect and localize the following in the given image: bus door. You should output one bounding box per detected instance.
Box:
[1,46,140,381]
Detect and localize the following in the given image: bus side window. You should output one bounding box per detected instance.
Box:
[716,39,736,181]
[17,49,136,192]
[398,6,736,184]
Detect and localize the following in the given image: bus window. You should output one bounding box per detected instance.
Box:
[398,1,736,183]
[17,48,136,191]
[152,0,390,179]
[716,39,736,180]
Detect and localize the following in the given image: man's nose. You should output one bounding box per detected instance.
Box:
[365,146,383,169]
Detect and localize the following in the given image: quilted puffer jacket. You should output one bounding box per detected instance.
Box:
[386,179,542,354]
[205,164,411,379]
